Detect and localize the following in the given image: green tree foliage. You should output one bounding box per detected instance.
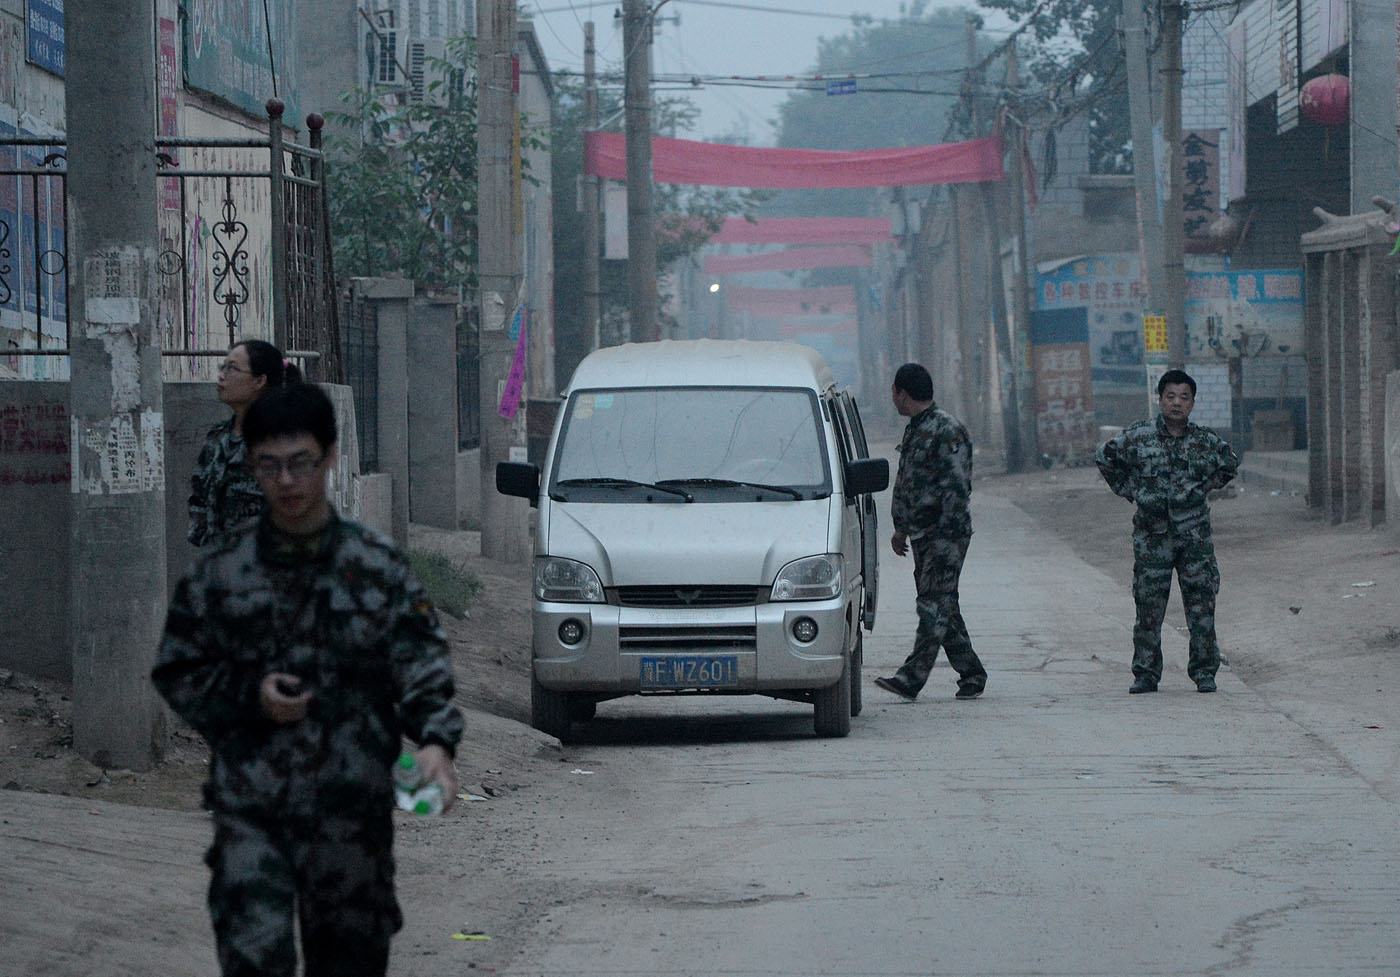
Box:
[324,35,542,292]
[769,3,978,218]
[976,0,1131,173]
[551,75,767,382]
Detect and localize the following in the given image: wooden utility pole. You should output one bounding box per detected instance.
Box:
[582,21,602,353]
[622,0,658,342]
[1120,0,1166,316]
[1160,0,1187,367]
[476,0,527,561]
[67,0,166,769]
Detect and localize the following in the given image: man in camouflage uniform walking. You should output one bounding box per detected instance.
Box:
[154,383,463,977]
[1096,368,1239,694]
[875,363,988,701]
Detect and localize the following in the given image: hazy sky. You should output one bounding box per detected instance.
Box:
[523,0,990,145]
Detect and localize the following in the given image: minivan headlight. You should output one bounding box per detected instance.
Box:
[771,554,842,601]
[534,558,605,603]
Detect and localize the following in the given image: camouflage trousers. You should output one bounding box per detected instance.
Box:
[893,534,987,695]
[1131,529,1221,684]
[205,809,402,977]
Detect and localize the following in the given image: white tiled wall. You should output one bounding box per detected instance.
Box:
[1189,362,1232,431]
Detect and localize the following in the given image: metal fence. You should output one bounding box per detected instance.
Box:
[341,286,380,472]
[0,100,339,381]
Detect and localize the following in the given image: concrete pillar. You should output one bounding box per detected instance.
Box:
[67,0,167,769]
[1350,0,1399,214]
[408,294,460,529]
[354,277,413,547]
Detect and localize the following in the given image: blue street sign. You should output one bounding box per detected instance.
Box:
[826,79,857,96]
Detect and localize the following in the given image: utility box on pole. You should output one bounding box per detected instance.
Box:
[67,0,167,769]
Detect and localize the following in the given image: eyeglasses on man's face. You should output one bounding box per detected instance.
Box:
[218,361,249,376]
[252,451,325,481]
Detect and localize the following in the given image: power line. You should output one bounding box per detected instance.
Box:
[528,0,860,18]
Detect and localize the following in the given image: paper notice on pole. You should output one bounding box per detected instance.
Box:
[482,291,506,331]
[85,250,142,329]
[498,307,529,418]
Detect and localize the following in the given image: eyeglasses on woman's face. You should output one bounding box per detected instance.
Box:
[218,361,249,376]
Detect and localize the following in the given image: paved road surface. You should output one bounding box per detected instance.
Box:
[444,492,1399,976]
[4,493,1396,976]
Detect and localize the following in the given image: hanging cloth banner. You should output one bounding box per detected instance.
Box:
[703,246,873,276]
[712,217,893,245]
[727,285,857,317]
[780,319,858,338]
[497,306,529,418]
[585,131,1004,188]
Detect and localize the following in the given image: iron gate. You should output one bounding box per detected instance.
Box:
[0,100,340,382]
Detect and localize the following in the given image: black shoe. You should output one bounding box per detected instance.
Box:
[1195,677,1217,693]
[1129,677,1158,694]
[875,676,918,701]
[955,683,984,700]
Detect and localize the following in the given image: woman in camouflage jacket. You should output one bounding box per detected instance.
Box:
[188,339,298,546]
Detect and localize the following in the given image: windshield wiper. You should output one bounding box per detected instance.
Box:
[554,477,693,501]
[657,477,804,500]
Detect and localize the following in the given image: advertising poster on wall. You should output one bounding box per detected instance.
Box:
[1036,253,1148,395]
[1184,269,1305,359]
[185,0,300,121]
[1029,307,1096,464]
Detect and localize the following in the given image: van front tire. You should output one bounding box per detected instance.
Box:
[813,656,852,737]
[531,671,574,743]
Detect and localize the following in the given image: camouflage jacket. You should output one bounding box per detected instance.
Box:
[188,418,264,547]
[153,512,464,819]
[1095,414,1239,535]
[891,403,974,539]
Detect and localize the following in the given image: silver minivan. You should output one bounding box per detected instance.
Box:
[497,339,888,740]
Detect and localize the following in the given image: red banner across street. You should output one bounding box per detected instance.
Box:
[585,131,1004,188]
[702,246,873,275]
[710,217,893,245]
[726,285,857,317]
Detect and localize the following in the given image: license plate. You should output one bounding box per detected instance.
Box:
[639,655,739,689]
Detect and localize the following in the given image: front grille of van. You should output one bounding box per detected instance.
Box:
[618,624,757,649]
[612,585,764,608]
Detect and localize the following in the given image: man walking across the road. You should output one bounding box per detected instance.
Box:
[1095,368,1239,694]
[153,383,463,977]
[875,362,988,701]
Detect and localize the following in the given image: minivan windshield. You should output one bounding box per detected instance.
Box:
[550,386,831,502]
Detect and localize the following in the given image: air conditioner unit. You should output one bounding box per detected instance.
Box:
[408,38,454,106]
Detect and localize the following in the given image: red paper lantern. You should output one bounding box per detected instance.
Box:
[1300,73,1350,126]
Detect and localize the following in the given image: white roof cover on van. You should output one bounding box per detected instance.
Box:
[566,339,837,394]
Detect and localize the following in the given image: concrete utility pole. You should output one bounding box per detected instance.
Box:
[965,15,1024,472]
[582,21,602,353]
[476,0,528,561]
[67,0,166,769]
[1119,0,1167,318]
[1005,45,1039,466]
[622,0,658,342]
[1160,0,1187,367]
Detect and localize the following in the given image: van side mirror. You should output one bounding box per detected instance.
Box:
[844,457,889,496]
[496,461,541,506]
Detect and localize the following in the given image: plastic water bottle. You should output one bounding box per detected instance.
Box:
[393,752,445,816]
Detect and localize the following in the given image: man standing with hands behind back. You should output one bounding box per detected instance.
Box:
[875,363,988,702]
[1096,369,1239,694]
